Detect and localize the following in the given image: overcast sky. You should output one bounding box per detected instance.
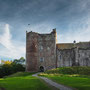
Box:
[0,0,90,60]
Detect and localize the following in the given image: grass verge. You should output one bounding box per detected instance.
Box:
[0,72,52,90]
[39,67,90,90]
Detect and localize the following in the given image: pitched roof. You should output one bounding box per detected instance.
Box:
[56,43,74,49]
[57,42,90,49]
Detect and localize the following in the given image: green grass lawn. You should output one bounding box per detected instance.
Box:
[40,74,90,90]
[39,67,90,90]
[0,72,52,90]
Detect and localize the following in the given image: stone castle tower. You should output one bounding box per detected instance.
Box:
[26,29,57,72]
[26,29,90,72]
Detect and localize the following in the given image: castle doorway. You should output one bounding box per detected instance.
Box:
[40,66,44,72]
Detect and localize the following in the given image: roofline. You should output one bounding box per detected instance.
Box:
[57,43,74,45]
[57,41,90,45]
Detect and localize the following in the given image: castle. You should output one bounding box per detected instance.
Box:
[26,29,90,72]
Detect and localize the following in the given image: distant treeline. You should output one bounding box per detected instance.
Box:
[0,57,25,78]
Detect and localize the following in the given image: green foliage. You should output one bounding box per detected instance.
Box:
[11,63,25,73]
[0,57,25,78]
[13,57,25,64]
[0,64,12,78]
[1,60,12,64]
[45,67,90,75]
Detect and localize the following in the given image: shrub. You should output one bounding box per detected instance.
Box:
[0,57,25,78]
[45,67,90,75]
[0,64,12,78]
[0,63,25,78]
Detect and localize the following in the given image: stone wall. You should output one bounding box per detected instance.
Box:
[57,48,90,67]
[26,29,90,72]
[26,29,57,72]
[78,49,90,66]
[38,31,56,71]
[26,32,39,72]
[56,48,75,67]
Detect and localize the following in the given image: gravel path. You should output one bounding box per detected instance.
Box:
[32,73,75,90]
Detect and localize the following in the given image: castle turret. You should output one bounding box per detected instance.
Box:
[26,31,39,72]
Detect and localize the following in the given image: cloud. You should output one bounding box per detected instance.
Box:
[0,24,25,59]
[0,24,14,50]
[57,17,90,43]
[0,0,90,60]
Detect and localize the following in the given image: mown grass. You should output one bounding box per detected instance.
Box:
[0,72,52,90]
[39,67,90,90]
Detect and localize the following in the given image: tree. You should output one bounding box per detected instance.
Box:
[0,57,25,78]
[13,57,25,64]
[1,60,12,65]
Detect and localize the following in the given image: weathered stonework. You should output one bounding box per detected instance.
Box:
[56,48,75,67]
[26,29,56,72]
[57,43,90,67]
[26,29,90,72]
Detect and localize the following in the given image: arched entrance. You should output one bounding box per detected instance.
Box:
[40,66,44,72]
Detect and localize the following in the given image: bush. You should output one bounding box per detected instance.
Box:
[0,57,25,78]
[0,63,25,78]
[0,64,12,78]
[45,67,90,75]
[11,63,25,73]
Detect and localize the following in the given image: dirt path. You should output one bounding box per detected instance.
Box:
[32,73,75,90]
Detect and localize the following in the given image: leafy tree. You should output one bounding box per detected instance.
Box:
[1,60,12,64]
[13,57,25,64]
[0,64,12,78]
[0,57,25,78]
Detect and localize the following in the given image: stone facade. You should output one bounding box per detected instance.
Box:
[56,48,75,67]
[26,29,56,72]
[57,43,90,67]
[26,29,90,72]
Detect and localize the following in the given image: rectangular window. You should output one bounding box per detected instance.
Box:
[40,57,44,62]
[60,55,61,59]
